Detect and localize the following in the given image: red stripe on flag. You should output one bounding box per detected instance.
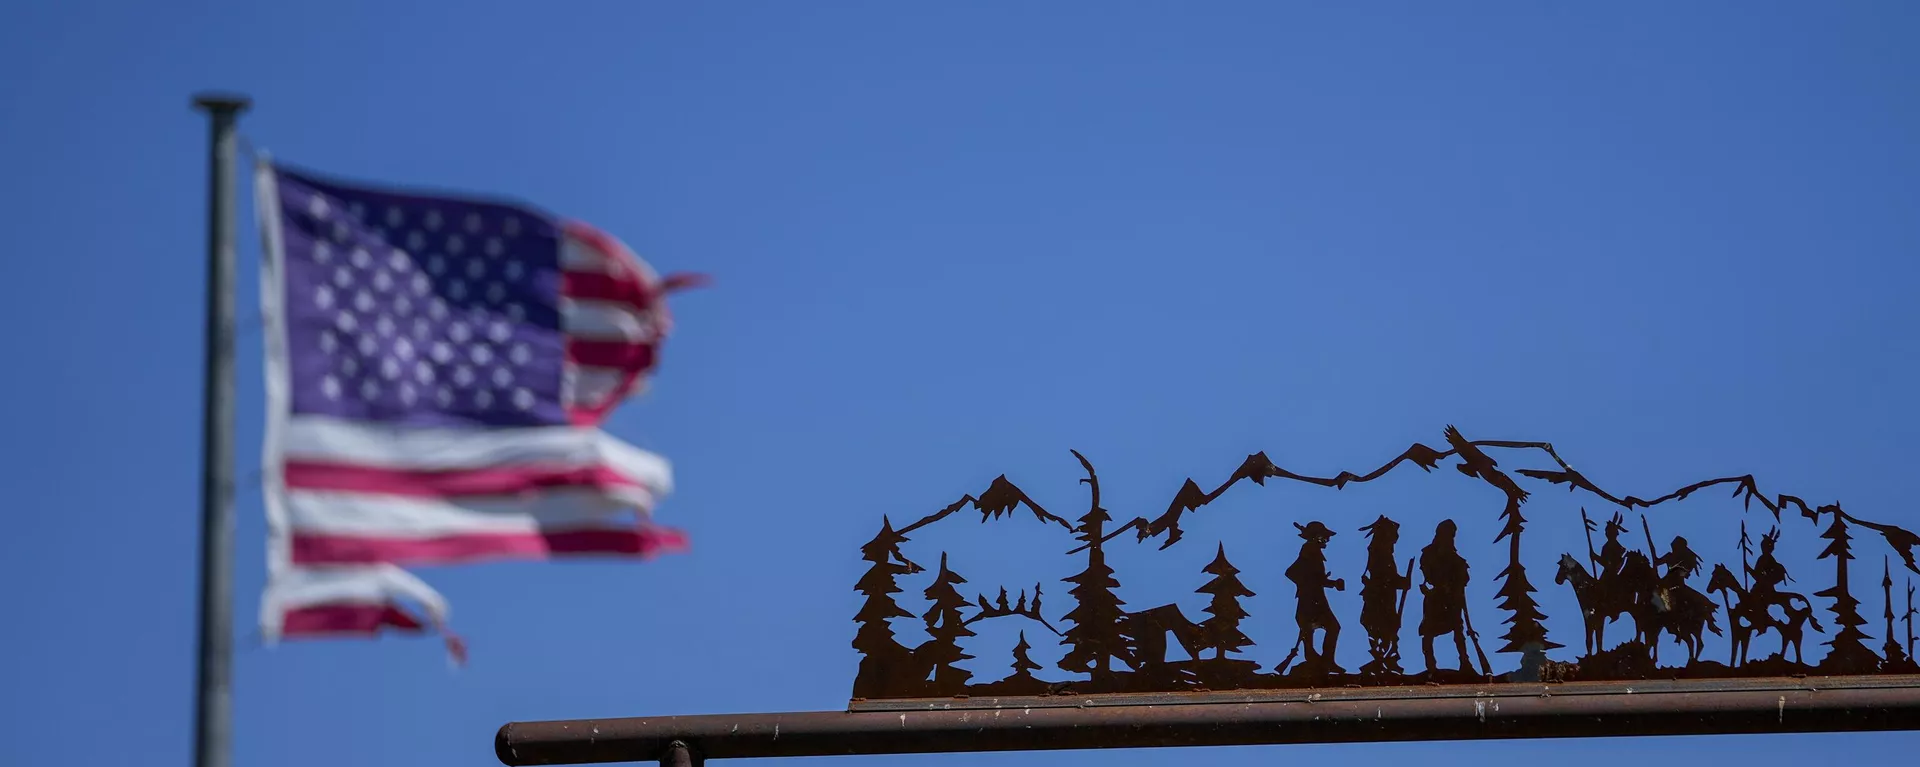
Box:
[281,604,425,636]
[566,339,656,369]
[561,271,653,307]
[290,526,690,566]
[558,220,704,427]
[284,460,651,498]
[281,604,468,664]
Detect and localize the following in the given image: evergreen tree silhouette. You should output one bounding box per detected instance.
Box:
[852,516,922,698]
[1059,451,1131,687]
[918,552,977,694]
[1492,493,1560,665]
[1196,544,1255,659]
[1444,426,1558,669]
[1010,632,1042,679]
[1883,558,1915,670]
[1815,508,1878,672]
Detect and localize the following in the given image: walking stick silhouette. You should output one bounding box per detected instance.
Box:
[1395,557,1415,622]
[1384,557,1414,667]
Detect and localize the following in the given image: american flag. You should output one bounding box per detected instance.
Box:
[254,162,699,656]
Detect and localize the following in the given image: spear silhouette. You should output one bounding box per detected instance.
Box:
[1581,507,1599,573]
[1642,515,1671,614]
[1740,520,1752,589]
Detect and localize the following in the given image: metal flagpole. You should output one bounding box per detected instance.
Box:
[191,92,249,767]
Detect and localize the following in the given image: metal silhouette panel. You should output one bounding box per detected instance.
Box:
[850,426,1920,703]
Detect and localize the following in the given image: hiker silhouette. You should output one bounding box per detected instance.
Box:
[1419,519,1475,673]
[1285,520,1345,673]
[1358,515,1411,675]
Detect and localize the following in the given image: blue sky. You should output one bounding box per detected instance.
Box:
[5,2,1920,765]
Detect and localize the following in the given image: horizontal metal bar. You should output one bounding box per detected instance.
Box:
[847,673,1920,711]
[497,677,1920,764]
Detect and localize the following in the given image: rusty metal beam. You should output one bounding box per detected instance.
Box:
[497,676,1920,764]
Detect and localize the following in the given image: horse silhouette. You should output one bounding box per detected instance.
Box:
[1617,551,1721,665]
[1555,553,1639,656]
[1707,563,1823,665]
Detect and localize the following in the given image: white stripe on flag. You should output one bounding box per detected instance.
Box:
[571,367,631,405]
[260,564,448,641]
[281,416,673,496]
[561,298,657,342]
[286,489,633,537]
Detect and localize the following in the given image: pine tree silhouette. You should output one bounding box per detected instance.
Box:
[1058,451,1131,688]
[1494,496,1561,671]
[918,552,977,694]
[1444,426,1558,670]
[1815,507,1879,673]
[1882,558,1915,670]
[1196,543,1255,659]
[852,516,922,698]
[1010,632,1042,679]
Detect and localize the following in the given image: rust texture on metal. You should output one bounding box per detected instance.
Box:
[496,426,1920,764]
[852,426,1920,701]
[497,676,1920,764]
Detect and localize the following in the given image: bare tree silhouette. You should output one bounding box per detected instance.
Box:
[1908,577,1917,661]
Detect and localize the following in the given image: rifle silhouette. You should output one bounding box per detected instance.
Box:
[1461,605,1492,677]
[1273,635,1305,676]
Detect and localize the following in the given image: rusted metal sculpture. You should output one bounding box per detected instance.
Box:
[849,425,1920,702]
[497,424,1920,765]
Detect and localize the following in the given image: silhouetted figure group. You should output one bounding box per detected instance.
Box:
[852,440,1920,703]
[1709,527,1823,666]
[1556,512,1781,668]
[1279,516,1484,677]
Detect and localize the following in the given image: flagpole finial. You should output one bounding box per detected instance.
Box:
[191,92,251,115]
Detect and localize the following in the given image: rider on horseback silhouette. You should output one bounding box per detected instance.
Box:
[1655,536,1715,615]
[1597,513,1629,578]
[1747,528,1796,608]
